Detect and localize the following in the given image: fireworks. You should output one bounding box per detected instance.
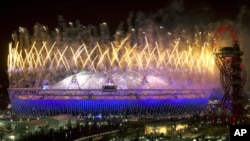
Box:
[7,19,219,89]
[6,16,221,117]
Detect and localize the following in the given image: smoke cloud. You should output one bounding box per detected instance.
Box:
[128,0,250,91]
[8,0,250,92]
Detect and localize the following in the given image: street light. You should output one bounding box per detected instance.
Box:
[97,122,101,130]
[9,135,15,141]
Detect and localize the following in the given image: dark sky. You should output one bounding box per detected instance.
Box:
[0,0,249,83]
[0,0,168,76]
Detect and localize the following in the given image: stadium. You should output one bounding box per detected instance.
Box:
[7,17,220,118]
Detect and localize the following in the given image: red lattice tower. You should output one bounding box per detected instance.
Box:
[212,24,248,124]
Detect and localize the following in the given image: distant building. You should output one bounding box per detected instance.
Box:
[144,121,188,136]
[40,114,76,130]
[14,120,47,134]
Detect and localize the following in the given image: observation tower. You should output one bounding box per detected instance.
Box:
[212,25,248,124]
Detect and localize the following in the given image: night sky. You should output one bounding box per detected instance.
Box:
[0,0,249,84]
[0,0,168,79]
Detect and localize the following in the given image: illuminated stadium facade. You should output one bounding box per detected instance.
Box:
[7,17,220,117]
[8,88,211,117]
